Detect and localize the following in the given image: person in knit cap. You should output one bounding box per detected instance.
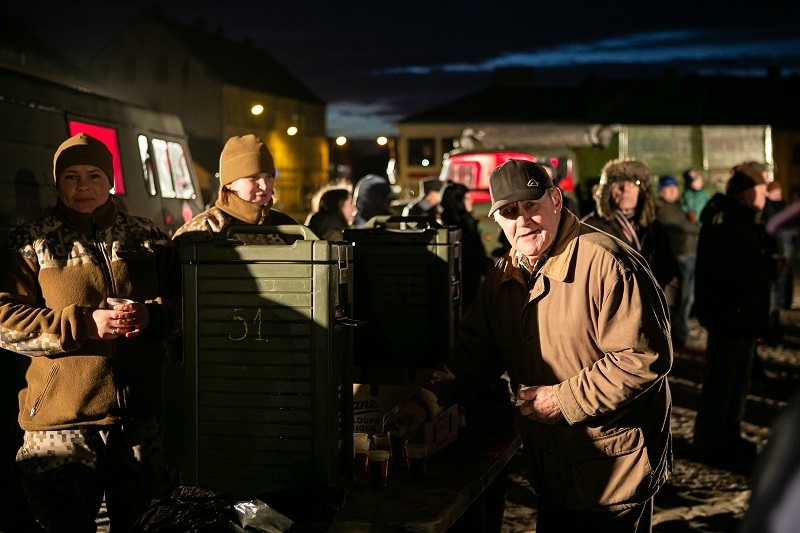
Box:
[581,158,680,292]
[173,134,298,245]
[385,159,672,532]
[691,162,775,470]
[0,132,182,532]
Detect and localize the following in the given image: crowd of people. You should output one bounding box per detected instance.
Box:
[0,130,797,532]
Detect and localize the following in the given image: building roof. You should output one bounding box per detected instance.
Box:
[133,9,324,106]
[401,71,800,128]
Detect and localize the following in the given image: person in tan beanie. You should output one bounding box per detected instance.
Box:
[0,132,182,531]
[173,133,298,245]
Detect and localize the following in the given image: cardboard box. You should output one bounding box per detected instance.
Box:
[352,367,458,456]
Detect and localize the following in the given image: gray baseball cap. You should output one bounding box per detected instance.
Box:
[489,160,554,216]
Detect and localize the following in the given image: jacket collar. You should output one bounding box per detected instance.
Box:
[53,196,117,236]
[215,191,271,224]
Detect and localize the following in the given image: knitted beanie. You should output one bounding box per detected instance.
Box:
[219,134,275,187]
[727,163,766,196]
[53,133,114,186]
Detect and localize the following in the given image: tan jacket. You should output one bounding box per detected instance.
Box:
[173,192,298,245]
[417,210,673,511]
[0,198,182,430]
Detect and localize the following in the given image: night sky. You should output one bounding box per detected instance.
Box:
[5,0,800,138]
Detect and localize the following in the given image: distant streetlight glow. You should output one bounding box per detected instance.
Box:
[336,136,347,146]
[287,126,298,136]
[251,104,264,115]
[376,136,388,146]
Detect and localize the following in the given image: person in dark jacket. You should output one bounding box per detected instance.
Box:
[438,182,492,310]
[352,174,393,228]
[305,186,354,240]
[655,175,700,347]
[581,158,680,293]
[691,163,774,469]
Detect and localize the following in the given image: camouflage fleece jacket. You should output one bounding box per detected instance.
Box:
[0,197,181,431]
[172,192,299,245]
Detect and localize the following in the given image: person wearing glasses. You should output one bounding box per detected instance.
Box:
[385,160,672,532]
[173,134,298,245]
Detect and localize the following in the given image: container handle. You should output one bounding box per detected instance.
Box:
[222,224,319,241]
[366,215,440,229]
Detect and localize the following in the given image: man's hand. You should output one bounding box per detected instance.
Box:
[382,401,427,439]
[517,385,564,425]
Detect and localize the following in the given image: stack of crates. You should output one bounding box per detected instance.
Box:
[173,225,353,498]
[343,216,462,373]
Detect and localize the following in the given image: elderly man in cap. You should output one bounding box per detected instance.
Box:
[691,162,775,469]
[385,160,673,532]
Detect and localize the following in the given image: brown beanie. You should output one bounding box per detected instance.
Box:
[219,134,275,187]
[726,163,766,196]
[53,133,114,186]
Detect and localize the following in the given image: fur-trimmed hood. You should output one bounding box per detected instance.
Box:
[591,158,656,227]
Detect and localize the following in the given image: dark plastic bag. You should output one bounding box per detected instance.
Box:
[130,486,240,533]
[131,485,346,533]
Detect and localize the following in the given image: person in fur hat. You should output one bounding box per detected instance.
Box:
[173,134,298,245]
[0,133,182,532]
[581,158,680,291]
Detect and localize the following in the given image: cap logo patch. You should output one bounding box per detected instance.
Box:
[527,179,539,188]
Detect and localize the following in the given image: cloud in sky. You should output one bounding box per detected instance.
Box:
[324,26,800,138]
[4,3,800,139]
[378,29,800,75]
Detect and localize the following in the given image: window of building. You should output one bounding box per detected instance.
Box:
[441,137,457,157]
[407,138,436,167]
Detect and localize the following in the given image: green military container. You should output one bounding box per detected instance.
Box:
[173,225,354,498]
[343,216,462,372]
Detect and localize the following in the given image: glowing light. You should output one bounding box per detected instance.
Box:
[421,159,430,167]
[336,136,347,146]
[250,104,264,115]
[377,136,388,146]
[287,126,298,136]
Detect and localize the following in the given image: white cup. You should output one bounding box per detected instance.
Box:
[107,298,135,306]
